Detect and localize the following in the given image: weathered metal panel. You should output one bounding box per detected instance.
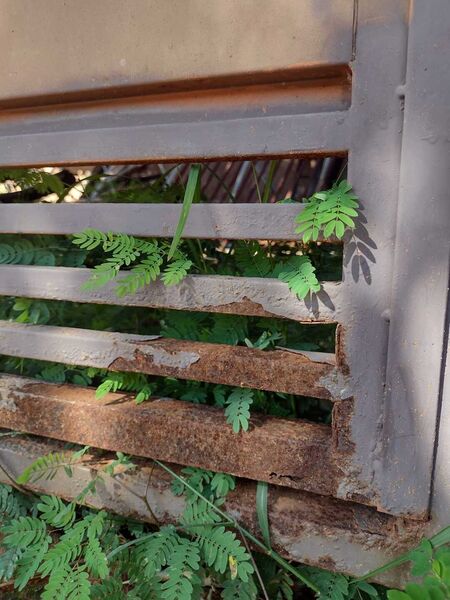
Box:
[0,0,352,166]
[0,435,423,586]
[380,0,450,517]
[0,265,340,323]
[0,203,314,239]
[0,374,338,496]
[0,321,335,397]
[0,1,353,105]
[332,2,413,515]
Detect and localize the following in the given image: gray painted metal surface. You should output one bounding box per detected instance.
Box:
[0,203,312,239]
[382,0,450,518]
[0,110,349,168]
[0,265,340,322]
[0,1,353,104]
[334,1,414,516]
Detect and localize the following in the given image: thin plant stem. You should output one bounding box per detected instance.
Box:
[153,459,320,593]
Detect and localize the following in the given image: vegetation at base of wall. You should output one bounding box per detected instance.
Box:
[0,453,449,599]
[0,167,447,598]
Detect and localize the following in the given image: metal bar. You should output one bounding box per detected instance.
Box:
[0,202,313,240]
[0,110,349,168]
[0,434,423,586]
[0,321,336,398]
[0,374,337,495]
[381,0,450,517]
[333,2,413,515]
[0,265,340,323]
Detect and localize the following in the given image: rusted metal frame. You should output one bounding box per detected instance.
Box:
[0,265,340,323]
[0,374,338,496]
[0,434,423,586]
[333,2,414,515]
[0,321,336,398]
[380,0,450,518]
[0,202,324,240]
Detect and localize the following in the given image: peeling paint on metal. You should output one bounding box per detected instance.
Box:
[319,369,353,399]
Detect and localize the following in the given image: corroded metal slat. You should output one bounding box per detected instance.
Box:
[0,203,307,239]
[0,375,337,495]
[0,435,422,586]
[0,321,336,398]
[0,265,340,323]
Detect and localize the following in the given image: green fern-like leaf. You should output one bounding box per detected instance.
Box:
[102,233,140,263]
[161,258,193,286]
[0,547,22,581]
[0,168,65,196]
[85,536,109,579]
[316,180,359,239]
[224,388,254,433]
[276,255,321,299]
[131,526,179,580]
[294,195,323,243]
[295,180,359,241]
[0,483,29,520]
[17,448,88,484]
[36,362,66,383]
[0,238,58,266]
[210,472,236,499]
[115,253,164,297]
[181,498,222,530]
[42,565,91,600]
[160,312,205,341]
[301,567,349,600]
[39,518,88,577]
[2,516,48,548]
[208,315,248,345]
[81,257,123,291]
[171,467,213,500]
[195,526,254,581]
[91,576,125,600]
[72,229,107,250]
[37,495,75,528]
[234,241,272,277]
[221,577,258,600]
[41,565,73,600]
[159,537,200,600]
[14,536,50,591]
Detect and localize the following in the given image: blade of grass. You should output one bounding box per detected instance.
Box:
[251,162,263,203]
[262,160,278,203]
[168,163,201,260]
[256,481,271,549]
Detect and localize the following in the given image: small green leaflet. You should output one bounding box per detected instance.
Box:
[295,180,359,242]
[224,388,254,433]
[276,255,321,299]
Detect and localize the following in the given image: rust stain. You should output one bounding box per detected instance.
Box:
[0,374,340,498]
[108,338,333,398]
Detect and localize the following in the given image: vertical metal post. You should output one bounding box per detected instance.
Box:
[337,1,410,513]
[382,0,450,517]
